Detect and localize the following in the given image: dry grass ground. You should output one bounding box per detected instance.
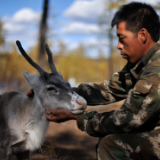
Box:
[9,101,123,160]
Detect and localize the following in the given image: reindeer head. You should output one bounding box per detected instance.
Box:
[16,41,87,114]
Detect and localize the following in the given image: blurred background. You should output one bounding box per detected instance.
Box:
[0,0,160,159]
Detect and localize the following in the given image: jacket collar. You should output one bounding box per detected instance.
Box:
[130,40,160,79]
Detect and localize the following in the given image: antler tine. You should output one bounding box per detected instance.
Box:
[44,43,57,74]
[16,40,45,76]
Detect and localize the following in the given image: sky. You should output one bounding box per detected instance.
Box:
[0,0,160,58]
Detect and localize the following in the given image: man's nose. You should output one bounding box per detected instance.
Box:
[117,41,123,50]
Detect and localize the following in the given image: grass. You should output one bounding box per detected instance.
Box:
[39,137,70,160]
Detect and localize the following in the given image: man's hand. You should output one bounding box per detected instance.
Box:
[26,89,34,98]
[46,109,77,123]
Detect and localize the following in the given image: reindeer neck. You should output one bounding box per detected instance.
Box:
[23,93,45,113]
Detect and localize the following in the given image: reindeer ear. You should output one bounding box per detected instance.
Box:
[23,71,41,88]
[58,71,63,78]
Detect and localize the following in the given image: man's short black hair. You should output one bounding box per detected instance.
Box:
[112,2,160,42]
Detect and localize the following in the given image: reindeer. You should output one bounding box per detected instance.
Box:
[0,40,87,160]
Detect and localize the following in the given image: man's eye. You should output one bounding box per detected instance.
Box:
[119,38,125,43]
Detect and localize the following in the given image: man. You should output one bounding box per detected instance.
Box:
[28,2,160,160]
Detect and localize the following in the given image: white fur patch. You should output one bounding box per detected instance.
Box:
[9,109,49,152]
[25,117,49,151]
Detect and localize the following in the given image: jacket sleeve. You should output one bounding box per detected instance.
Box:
[77,66,160,137]
[74,71,134,106]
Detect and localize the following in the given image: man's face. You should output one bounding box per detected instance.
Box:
[116,21,144,63]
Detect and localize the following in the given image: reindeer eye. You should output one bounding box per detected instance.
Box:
[46,85,58,94]
[47,87,55,91]
[47,87,58,93]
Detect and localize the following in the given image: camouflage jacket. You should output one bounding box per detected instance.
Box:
[76,41,160,137]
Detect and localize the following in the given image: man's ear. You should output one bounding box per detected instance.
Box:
[138,28,148,44]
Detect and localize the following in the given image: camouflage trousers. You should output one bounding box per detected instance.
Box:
[97,129,160,160]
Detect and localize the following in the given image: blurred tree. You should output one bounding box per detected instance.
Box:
[99,0,126,78]
[0,20,5,46]
[0,41,109,91]
[59,41,67,56]
[154,2,160,24]
[154,2,160,10]
[0,20,5,81]
[0,42,44,91]
[55,44,108,83]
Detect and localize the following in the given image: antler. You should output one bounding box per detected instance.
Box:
[16,40,46,77]
[44,43,57,74]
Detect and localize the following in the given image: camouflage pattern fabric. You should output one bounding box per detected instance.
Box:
[75,41,160,159]
[98,128,160,160]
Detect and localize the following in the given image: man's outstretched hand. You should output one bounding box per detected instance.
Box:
[46,109,77,123]
[26,89,34,98]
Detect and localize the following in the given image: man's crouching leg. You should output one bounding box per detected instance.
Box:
[97,130,160,160]
[97,135,131,160]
